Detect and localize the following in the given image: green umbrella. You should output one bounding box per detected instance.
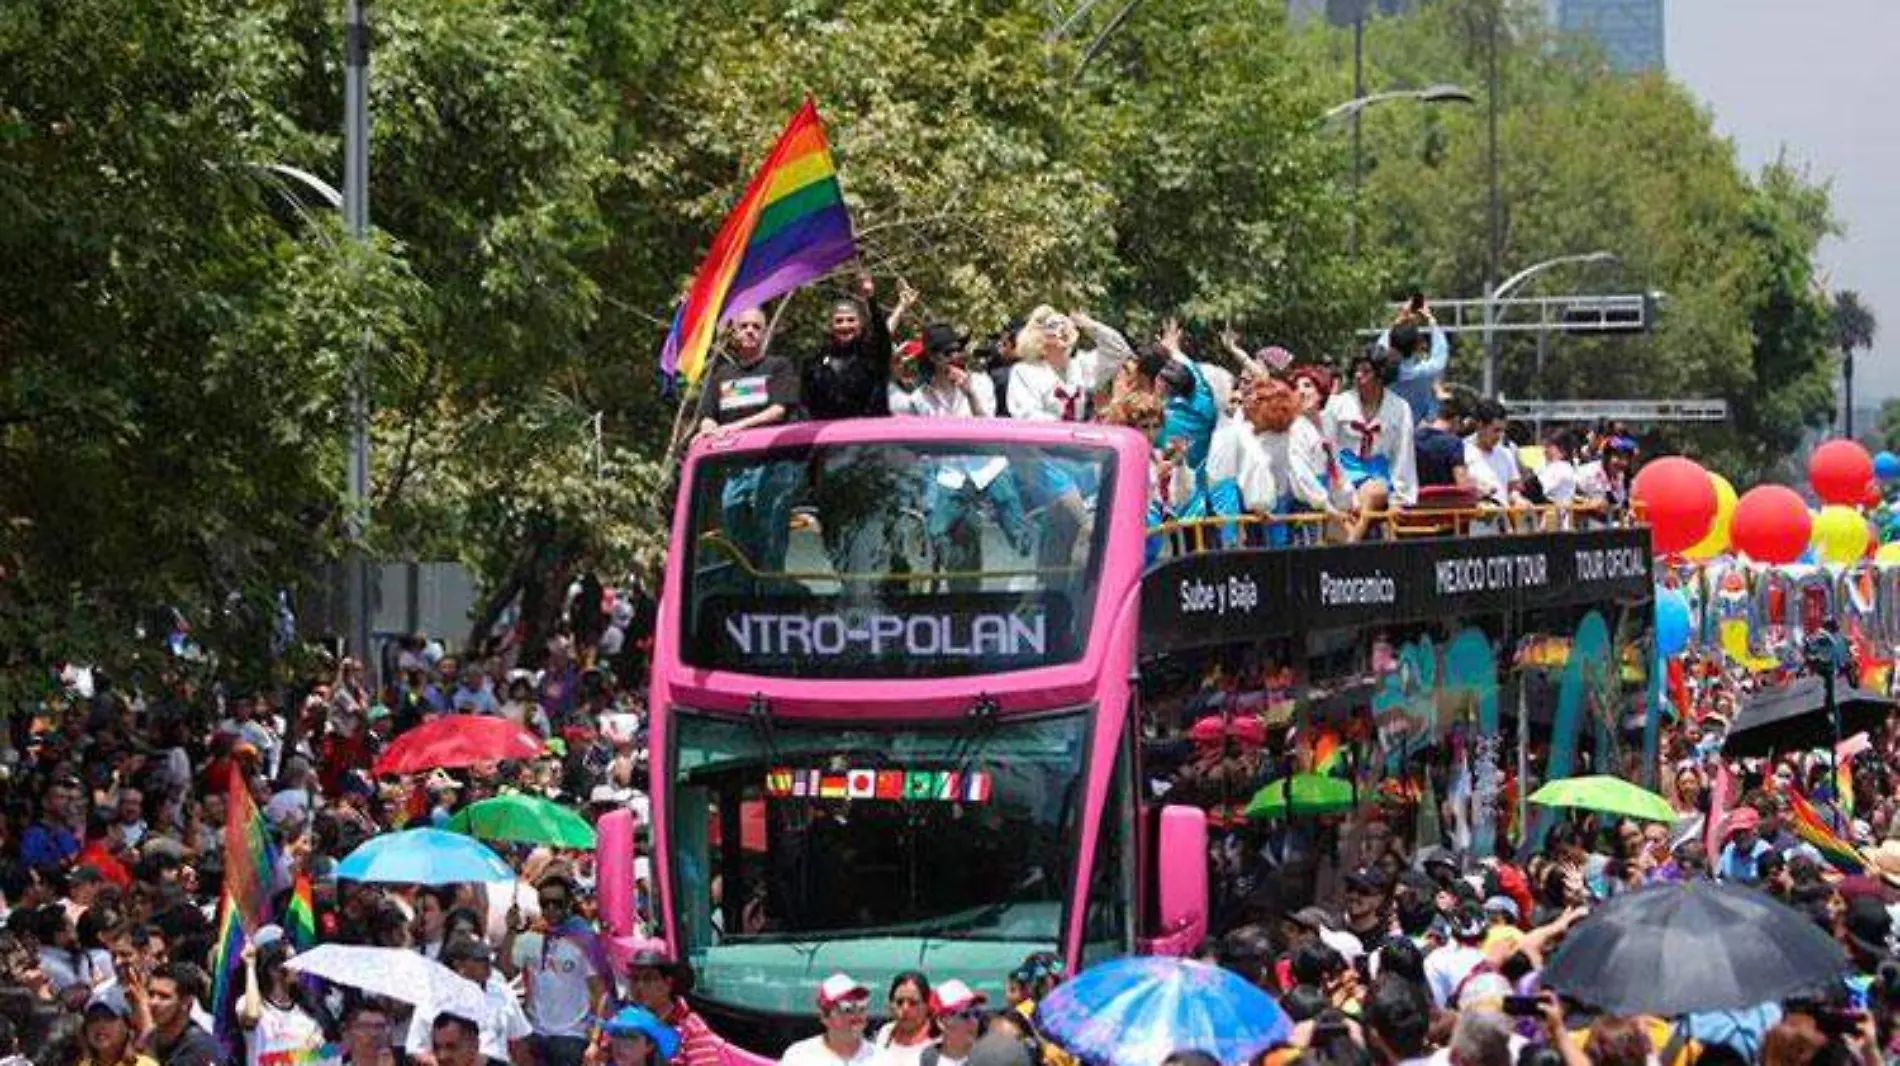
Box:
[447,794,598,849]
[1528,775,1677,823]
[1245,773,1356,820]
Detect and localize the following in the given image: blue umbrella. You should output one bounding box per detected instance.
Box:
[336,828,514,885]
[1035,957,1290,1066]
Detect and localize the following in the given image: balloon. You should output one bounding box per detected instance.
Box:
[1655,586,1693,657]
[1732,485,1813,565]
[1810,440,1875,505]
[1631,457,1718,555]
[1880,542,1900,565]
[1878,451,1900,481]
[1814,505,1871,565]
[1866,482,1886,509]
[1683,473,1738,560]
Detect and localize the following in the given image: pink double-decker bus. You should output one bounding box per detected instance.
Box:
[648,416,1208,1052]
[645,415,1654,1055]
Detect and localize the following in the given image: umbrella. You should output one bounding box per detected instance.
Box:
[1036,956,1290,1066]
[1244,774,1355,819]
[1544,881,1847,1016]
[337,828,515,885]
[1722,677,1893,758]
[286,945,488,1018]
[1528,775,1677,823]
[448,794,598,849]
[373,716,546,775]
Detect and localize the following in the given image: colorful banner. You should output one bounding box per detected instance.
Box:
[765,768,993,803]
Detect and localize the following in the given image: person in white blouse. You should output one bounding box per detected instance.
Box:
[1241,375,1343,545]
[1321,346,1418,542]
[1005,306,1133,422]
[1006,306,1133,567]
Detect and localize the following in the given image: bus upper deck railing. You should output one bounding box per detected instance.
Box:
[1147,501,1638,560]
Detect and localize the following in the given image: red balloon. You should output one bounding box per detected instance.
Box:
[1865,481,1884,508]
[1731,485,1813,564]
[1630,457,1718,554]
[1810,439,1875,505]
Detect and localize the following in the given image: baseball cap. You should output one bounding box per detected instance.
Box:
[816,973,870,1011]
[85,986,133,1020]
[1345,867,1387,893]
[442,936,494,967]
[252,924,287,950]
[930,979,987,1016]
[1481,895,1520,921]
[1288,906,1336,932]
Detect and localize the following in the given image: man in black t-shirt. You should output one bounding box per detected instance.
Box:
[693,308,801,574]
[694,308,800,435]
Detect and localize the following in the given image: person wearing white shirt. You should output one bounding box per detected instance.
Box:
[1462,400,1522,511]
[1322,347,1418,540]
[408,938,532,1065]
[781,975,877,1066]
[1536,430,1581,529]
[1005,306,1132,423]
[1241,375,1341,545]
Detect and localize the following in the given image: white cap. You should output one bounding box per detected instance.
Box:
[1318,928,1365,962]
[816,973,869,1010]
[930,979,987,1016]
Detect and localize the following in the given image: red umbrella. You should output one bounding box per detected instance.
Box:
[373,715,546,775]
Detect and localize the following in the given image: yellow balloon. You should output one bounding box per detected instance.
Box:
[1877,541,1900,565]
[1682,473,1737,560]
[1813,504,1870,564]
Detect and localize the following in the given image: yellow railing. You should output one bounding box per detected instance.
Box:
[1149,502,1633,555]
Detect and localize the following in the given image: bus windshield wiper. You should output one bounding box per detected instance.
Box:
[748,692,783,769]
[944,693,1000,783]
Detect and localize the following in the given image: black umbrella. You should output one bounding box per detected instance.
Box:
[1543,881,1848,1017]
[1721,676,1893,759]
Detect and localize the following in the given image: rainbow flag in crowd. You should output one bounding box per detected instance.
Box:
[1311,730,1344,775]
[1784,785,1864,875]
[209,774,278,1050]
[286,873,317,949]
[660,98,859,383]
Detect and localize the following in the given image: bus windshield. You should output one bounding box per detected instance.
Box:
[680,440,1115,679]
[670,708,1108,1013]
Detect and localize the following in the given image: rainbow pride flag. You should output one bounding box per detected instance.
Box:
[209,774,278,1050]
[660,98,858,383]
[1785,785,1864,875]
[286,873,317,949]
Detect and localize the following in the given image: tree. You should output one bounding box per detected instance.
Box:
[1834,288,1877,437]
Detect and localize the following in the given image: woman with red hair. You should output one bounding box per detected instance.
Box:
[1242,375,1342,544]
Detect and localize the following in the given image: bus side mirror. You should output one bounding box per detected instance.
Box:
[596,807,639,936]
[1153,804,1208,955]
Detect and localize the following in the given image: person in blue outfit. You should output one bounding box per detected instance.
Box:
[1381,295,1450,424]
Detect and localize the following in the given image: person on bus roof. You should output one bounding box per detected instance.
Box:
[1322,345,1418,540]
[803,274,908,421]
[1005,306,1133,422]
[695,307,799,439]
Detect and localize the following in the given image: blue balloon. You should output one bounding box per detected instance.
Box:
[1655,586,1693,657]
[1878,451,1900,481]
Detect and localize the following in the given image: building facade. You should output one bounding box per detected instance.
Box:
[1554,0,1665,73]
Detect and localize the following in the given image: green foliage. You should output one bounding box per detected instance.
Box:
[0,0,1859,693]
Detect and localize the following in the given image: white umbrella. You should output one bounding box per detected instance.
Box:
[286,945,487,1018]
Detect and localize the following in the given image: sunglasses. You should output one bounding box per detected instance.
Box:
[827,1002,869,1017]
[539,896,569,908]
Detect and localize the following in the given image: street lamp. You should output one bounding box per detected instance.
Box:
[1482,251,1617,397]
[1322,84,1478,120]
[1325,81,1476,255]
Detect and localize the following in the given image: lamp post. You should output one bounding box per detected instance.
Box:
[1481,251,1617,397]
[343,0,373,674]
[1325,82,1475,256]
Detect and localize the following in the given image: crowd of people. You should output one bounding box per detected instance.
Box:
[0,278,1886,1066]
[691,276,1641,549]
